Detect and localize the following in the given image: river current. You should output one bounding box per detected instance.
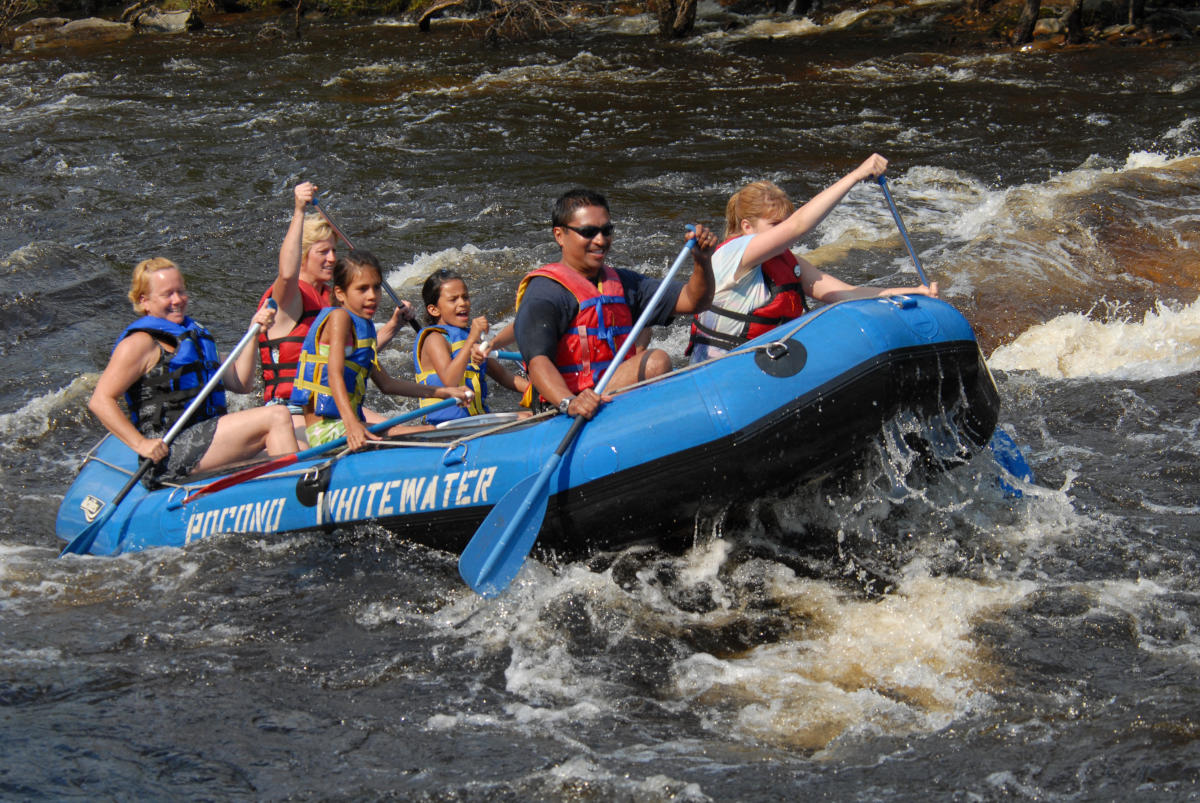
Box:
[2,4,1199,799]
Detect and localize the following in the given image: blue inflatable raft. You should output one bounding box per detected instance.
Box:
[56,296,1000,560]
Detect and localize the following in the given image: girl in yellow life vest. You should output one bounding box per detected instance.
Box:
[414,268,530,424]
[289,252,469,451]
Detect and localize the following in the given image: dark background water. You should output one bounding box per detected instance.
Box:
[2,8,1199,799]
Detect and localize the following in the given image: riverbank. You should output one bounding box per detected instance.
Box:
[4,0,1197,54]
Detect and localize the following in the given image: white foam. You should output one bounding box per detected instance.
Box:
[989,297,1200,380]
[671,571,1033,751]
[0,377,95,440]
[385,244,489,288]
[54,71,96,87]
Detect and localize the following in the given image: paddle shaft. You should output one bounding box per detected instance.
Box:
[876,175,930,287]
[876,176,1033,492]
[61,310,269,556]
[182,398,457,503]
[310,196,420,333]
[464,234,699,591]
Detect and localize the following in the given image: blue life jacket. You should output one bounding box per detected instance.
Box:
[117,315,226,436]
[413,324,489,424]
[289,307,378,420]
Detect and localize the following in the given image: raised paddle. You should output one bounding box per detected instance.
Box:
[181,398,456,503]
[61,303,274,557]
[310,195,421,333]
[458,228,700,597]
[877,175,930,287]
[876,174,1034,494]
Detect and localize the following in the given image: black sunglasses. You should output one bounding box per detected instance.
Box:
[562,223,614,239]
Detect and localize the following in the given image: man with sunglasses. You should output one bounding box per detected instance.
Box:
[513,188,717,420]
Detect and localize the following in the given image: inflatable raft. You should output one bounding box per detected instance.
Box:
[56,296,1000,561]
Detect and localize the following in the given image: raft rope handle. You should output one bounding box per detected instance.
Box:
[763,340,790,360]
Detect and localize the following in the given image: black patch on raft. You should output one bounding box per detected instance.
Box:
[754,338,808,378]
[296,462,333,508]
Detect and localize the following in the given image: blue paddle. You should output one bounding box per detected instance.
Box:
[61,303,275,557]
[876,175,1034,494]
[458,229,700,597]
[877,175,930,287]
[181,399,456,504]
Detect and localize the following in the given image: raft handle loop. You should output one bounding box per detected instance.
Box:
[764,340,790,360]
[442,441,469,466]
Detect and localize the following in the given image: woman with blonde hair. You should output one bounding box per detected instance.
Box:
[239,182,413,436]
[90,258,297,485]
[687,154,938,362]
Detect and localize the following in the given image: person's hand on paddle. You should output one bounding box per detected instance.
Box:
[433,384,473,407]
[465,316,490,364]
[343,417,378,453]
[564,388,611,420]
[250,302,277,331]
[688,223,718,258]
[135,435,169,463]
[294,180,318,214]
[396,299,416,326]
[381,301,411,337]
[852,153,889,182]
[901,280,938,298]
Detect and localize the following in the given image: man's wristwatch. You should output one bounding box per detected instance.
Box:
[557,396,575,415]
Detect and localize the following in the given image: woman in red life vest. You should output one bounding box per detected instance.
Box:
[688,154,938,363]
[233,182,413,442]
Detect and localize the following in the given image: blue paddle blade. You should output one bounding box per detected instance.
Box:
[458,458,560,597]
[60,512,108,556]
[990,429,1034,498]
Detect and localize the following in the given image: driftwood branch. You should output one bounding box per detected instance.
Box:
[118,0,155,22]
[418,0,465,31]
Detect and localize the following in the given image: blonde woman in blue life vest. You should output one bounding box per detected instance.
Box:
[687,154,939,363]
[414,268,531,425]
[89,258,299,485]
[289,251,470,452]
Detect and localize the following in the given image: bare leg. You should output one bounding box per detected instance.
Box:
[606,348,672,392]
[385,423,434,437]
[291,412,309,450]
[194,405,297,472]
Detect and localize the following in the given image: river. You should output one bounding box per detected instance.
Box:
[2,4,1199,799]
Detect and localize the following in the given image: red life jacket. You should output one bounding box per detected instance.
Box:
[687,242,809,354]
[256,280,329,403]
[516,263,635,396]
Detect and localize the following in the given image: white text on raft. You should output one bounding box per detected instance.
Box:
[184,468,499,542]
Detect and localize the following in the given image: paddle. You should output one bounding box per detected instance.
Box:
[310,196,421,333]
[181,398,456,503]
[458,229,700,597]
[876,175,1033,494]
[876,175,930,287]
[61,304,273,557]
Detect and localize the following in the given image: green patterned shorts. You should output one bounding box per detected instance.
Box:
[306,418,346,447]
